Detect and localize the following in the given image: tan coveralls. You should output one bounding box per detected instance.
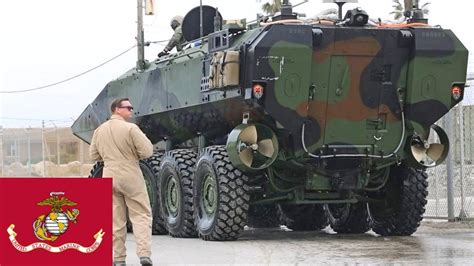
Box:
[89,114,153,261]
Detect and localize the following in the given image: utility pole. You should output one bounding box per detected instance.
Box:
[137,0,146,71]
[445,112,455,221]
[458,102,468,219]
[27,127,32,176]
[42,120,46,177]
[0,125,4,176]
[51,122,60,165]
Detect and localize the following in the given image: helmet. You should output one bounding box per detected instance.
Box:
[170,15,184,30]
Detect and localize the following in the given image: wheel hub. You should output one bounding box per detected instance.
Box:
[165,175,180,216]
[203,173,217,215]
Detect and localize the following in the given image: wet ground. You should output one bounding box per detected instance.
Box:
[124,220,474,265]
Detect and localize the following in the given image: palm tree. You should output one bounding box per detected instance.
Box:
[391,0,430,20]
[257,0,282,15]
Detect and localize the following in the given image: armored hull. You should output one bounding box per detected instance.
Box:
[74,24,466,158]
[74,4,468,240]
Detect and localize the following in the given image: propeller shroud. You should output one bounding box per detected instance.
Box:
[406,124,450,168]
[226,123,279,172]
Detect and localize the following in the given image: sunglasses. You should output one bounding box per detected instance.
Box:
[119,106,134,111]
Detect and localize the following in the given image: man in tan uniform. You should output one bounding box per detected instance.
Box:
[89,98,154,266]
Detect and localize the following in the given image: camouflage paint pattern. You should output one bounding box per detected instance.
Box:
[72,22,468,195]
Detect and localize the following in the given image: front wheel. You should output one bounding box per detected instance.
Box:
[193,145,250,241]
[146,152,168,235]
[368,164,428,236]
[88,157,167,235]
[159,149,197,238]
[88,161,134,233]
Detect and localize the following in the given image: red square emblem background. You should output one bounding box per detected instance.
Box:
[0,178,112,266]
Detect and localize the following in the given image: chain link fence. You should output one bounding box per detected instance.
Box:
[425,82,474,221]
[0,125,93,177]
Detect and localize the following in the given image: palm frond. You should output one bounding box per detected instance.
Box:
[259,0,282,15]
[391,0,431,19]
[393,5,403,11]
[262,3,272,14]
[421,2,431,8]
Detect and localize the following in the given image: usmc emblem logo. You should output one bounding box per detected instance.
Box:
[7,192,105,253]
[33,192,80,241]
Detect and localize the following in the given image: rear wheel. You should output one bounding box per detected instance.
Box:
[146,152,168,235]
[325,202,371,234]
[194,145,250,240]
[88,161,104,178]
[279,204,328,231]
[159,149,197,237]
[88,155,167,235]
[368,164,428,236]
[89,161,135,232]
[247,205,281,228]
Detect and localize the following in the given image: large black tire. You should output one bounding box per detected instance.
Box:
[88,155,168,235]
[194,145,250,241]
[368,164,428,236]
[88,161,104,178]
[279,204,328,231]
[88,161,135,232]
[247,205,281,228]
[325,202,371,234]
[158,149,197,238]
[146,152,168,235]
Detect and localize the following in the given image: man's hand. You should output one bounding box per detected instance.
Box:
[158,50,169,57]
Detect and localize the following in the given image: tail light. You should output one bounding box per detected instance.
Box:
[252,83,265,99]
[451,84,464,101]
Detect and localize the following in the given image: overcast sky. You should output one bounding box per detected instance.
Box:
[0,0,472,128]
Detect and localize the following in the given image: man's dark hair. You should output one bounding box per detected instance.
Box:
[110,98,130,113]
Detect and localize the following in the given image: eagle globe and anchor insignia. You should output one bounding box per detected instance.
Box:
[33,191,80,241]
[7,192,105,253]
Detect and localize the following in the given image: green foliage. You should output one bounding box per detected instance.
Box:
[390,0,430,20]
[257,0,282,15]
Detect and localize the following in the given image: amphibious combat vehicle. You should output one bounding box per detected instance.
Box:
[72,1,469,240]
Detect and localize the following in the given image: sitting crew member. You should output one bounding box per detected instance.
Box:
[158,15,185,57]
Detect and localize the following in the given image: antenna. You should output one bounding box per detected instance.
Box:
[214,7,222,31]
[200,0,204,38]
[272,0,297,21]
[322,0,358,21]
